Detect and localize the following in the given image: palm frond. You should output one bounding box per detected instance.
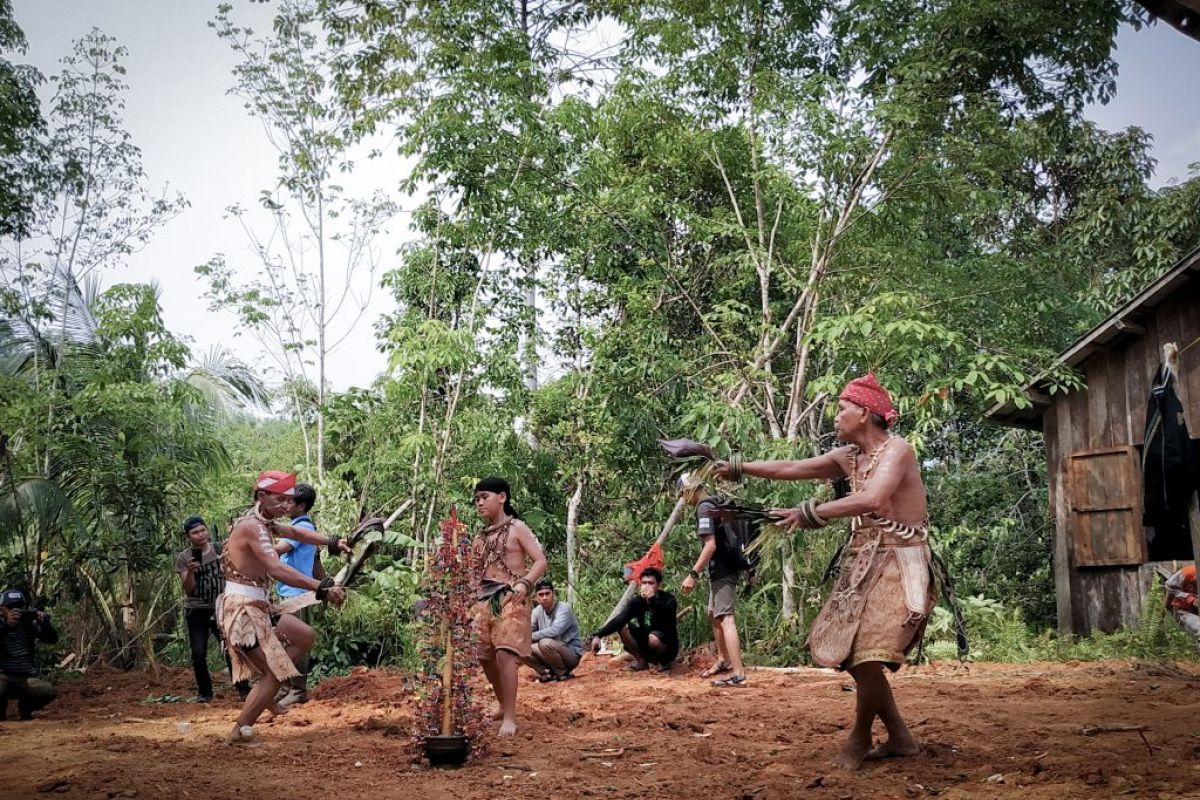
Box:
[0,477,75,551]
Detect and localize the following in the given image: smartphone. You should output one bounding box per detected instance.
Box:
[191,546,204,564]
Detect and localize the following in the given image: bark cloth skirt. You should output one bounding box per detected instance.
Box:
[218,582,301,685]
[808,518,936,671]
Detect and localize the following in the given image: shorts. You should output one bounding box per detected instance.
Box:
[472,592,532,661]
[708,574,739,618]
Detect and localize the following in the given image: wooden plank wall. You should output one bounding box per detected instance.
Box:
[1048,280,1200,634]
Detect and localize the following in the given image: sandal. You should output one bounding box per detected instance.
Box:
[700,660,731,679]
[712,674,747,688]
[536,673,558,683]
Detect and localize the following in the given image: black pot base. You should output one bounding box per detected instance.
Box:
[424,734,470,768]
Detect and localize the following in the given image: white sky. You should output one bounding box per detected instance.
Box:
[11,3,1200,391]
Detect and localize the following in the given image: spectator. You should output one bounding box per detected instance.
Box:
[588,568,679,673]
[175,515,239,702]
[274,482,322,706]
[1166,564,1199,651]
[0,589,58,720]
[524,580,582,682]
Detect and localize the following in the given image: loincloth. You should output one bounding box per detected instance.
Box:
[218,589,300,685]
[808,526,936,671]
[471,584,532,661]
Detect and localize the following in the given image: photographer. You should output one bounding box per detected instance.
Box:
[0,589,58,720]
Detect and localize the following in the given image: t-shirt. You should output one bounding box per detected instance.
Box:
[278,514,318,599]
[696,499,738,580]
[0,615,57,677]
[175,542,224,609]
[531,600,582,656]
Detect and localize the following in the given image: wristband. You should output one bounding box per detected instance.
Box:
[728,453,744,482]
[798,498,828,529]
[514,578,534,594]
[326,535,345,557]
[315,576,335,601]
[688,569,700,580]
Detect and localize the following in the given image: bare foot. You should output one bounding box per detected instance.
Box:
[498,717,518,737]
[865,735,920,761]
[833,731,872,771]
[224,724,261,746]
[489,707,504,721]
[265,702,290,719]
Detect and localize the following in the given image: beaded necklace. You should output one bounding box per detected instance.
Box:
[479,517,522,581]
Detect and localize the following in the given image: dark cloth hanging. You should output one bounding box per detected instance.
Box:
[1142,364,1200,561]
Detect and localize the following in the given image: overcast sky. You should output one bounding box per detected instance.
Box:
[11,3,1200,391]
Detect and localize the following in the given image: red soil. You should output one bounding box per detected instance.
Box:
[2,655,1198,799]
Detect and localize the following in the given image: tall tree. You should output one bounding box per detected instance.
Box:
[201,0,398,480]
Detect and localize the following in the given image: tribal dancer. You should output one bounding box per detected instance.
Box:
[470,477,547,737]
[716,374,935,770]
[218,470,351,744]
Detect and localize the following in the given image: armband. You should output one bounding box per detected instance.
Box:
[797,498,828,529]
[326,536,346,557]
[315,576,335,601]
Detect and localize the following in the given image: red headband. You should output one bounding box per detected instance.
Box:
[839,373,898,427]
[254,470,296,496]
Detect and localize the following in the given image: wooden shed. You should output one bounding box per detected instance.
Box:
[986,246,1200,635]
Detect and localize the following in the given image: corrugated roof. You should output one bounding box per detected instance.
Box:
[985,244,1200,429]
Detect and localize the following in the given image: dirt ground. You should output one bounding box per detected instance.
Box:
[2,654,1199,800]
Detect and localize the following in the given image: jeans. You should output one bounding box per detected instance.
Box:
[0,674,55,719]
[185,606,231,698]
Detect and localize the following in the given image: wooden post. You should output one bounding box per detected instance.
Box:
[600,497,688,630]
[1163,343,1200,567]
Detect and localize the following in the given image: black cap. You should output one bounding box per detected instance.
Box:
[2,589,27,608]
[182,515,206,535]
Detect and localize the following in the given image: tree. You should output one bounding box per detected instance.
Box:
[200,0,398,480]
[0,0,47,239]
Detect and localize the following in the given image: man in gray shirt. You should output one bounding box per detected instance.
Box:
[524,580,582,682]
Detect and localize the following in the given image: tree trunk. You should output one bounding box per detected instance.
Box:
[565,474,584,605]
[780,536,796,619]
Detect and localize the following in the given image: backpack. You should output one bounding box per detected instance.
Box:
[699,498,764,575]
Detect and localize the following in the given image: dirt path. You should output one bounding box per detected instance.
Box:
[2,656,1199,799]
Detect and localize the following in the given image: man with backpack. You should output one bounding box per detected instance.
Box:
[680,477,750,687]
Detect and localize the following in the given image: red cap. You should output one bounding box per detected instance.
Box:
[254,470,296,496]
[839,373,899,428]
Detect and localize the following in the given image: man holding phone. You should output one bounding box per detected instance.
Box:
[175,515,233,702]
[0,589,58,720]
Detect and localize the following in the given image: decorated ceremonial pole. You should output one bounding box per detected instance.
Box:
[415,506,480,767]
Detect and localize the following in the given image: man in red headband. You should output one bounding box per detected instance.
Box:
[218,470,351,744]
[715,373,935,770]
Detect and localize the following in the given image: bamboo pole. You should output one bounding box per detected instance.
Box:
[439,509,460,736]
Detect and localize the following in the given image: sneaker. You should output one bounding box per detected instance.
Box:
[194,694,213,704]
[277,687,308,708]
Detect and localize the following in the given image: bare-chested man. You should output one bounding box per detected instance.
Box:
[716,373,935,770]
[470,476,547,737]
[218,470,350,744]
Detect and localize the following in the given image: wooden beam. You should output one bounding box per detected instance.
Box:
[1113,318,1146,336]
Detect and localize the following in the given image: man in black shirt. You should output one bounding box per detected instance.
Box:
[0,589,58,720]
[175,515,239,702]
[588,568,678,672]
